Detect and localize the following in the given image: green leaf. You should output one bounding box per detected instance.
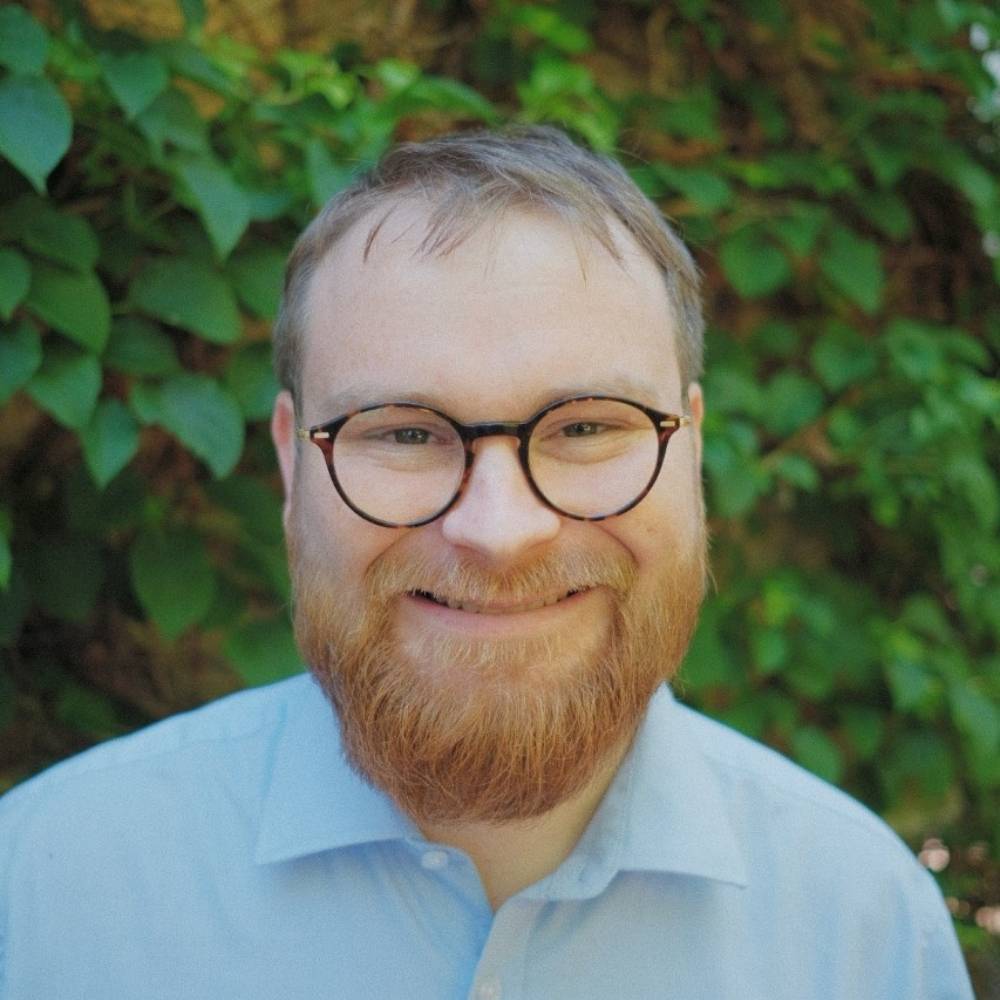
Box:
[0,248,30,319]
[654,164,733,213]
[172,153,251,260]
[0,321,42,403]
[81,399,140,488]
[839,706,884,762]
[179,0,207,29]
[102,317,181,376]
[510,5,592,53]
[761,373,824,436]
[227,245,286,320]
[886,658,938,713]
[0,75,72,192]
[776,454,819,491]
[945,453,999,531]
[305,138,356,208]
[0,568,30,643]
[136,373,245,478]
[130,257,241,344]
[818,225,884,314]
[13,198,100,271]
[0,7,49,76]
[206,475,284,544]
[719,226,792,298]
[136,88,208,154]
[809,321,878,392]
[25,345,101,429]
[224,618,302,686]
[23,536,104,623]
[224,342,279,421]
[129,528,216,639]
[25,262,110,351]
[949,681,1000,758]
[791,726,844,784]
[769,203,829,257]
[99,49,170,120]
[55,682,123,739]
[0,526,10,589]
[853,189,913,240]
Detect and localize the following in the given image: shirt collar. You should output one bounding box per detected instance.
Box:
[256,677,749,892]
[528,685,749,900]
[254,675,418,865]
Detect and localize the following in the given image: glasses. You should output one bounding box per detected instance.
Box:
[297,395,691,528]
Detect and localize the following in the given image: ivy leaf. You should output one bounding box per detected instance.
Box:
[0,321,42,403]
[0,248,30,319]
[25,262,110,352]
[0,75,72,192]
[227,245,286,320]
[25,344,102,429]
[81,399,141,489]
[0,7,49,76]
[99,50,170,120]
[136,88,208,155]
[129,528,216,639]
[0,532,9,591]
[102,317,181,376]
[818,225,884,314]
[809,321,878,392]
[761,373,824,436]
[720,226,792,298]
[130,257,241,343]
[949,681,1000,759]
[172,153,251,260]
[134,373,245,478]
[4,194,100,271]
[305,138,356,208]
[224,342,279,421]
[791,725,844,784]
[224,618,302,686]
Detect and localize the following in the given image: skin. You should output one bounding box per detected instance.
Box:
[271,199,705,909]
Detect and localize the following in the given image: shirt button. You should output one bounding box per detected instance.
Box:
[474,978,501,1000]
[420,849,449,871]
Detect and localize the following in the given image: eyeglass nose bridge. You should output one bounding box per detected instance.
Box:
[448,419,548,512]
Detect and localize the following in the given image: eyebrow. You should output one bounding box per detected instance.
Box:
[311,375,672,422]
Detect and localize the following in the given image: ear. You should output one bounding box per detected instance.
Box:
[271,390,298,526]
[686,381,704,472]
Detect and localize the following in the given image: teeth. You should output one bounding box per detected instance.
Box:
[414,589,582,614]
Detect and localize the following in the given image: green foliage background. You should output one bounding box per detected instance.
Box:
[0,0,997,985]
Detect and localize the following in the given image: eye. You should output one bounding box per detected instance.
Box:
[562,421,608,437]
[391,427,431,445]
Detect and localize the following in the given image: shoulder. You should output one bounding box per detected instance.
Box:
[678,702,909,851]
[0,674,313,846]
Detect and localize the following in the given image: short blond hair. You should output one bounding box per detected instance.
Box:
[273,125,704,403]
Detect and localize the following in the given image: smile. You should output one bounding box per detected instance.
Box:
[409,589,584,614]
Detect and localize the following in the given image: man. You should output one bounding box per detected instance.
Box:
[0,127,973,998]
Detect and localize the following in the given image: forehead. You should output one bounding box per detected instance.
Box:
[300,199,681,421]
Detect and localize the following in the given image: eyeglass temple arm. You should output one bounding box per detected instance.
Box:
[297,427,330,441]
[659,415,692,429]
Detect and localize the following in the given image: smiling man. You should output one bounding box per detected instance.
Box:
[0,127,973,999]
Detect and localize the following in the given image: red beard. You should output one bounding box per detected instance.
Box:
[289,528,706,825]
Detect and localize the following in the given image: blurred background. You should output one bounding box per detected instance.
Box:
[0,0,997,991]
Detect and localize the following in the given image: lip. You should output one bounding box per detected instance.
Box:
[398,587,599,635]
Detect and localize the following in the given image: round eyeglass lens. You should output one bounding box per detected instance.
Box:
[528,398,660,518]
[332,405,465,525]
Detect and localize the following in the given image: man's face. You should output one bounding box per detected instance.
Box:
[273,201,706,824]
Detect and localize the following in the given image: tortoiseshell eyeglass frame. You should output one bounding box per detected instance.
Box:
[296,394,692,529]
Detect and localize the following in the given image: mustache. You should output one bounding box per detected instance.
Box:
[364,547,637,606]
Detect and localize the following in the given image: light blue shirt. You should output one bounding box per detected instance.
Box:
[0,674,972,999]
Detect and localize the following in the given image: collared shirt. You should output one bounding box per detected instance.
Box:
[0,674,972,1000]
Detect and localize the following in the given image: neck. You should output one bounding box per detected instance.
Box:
[417,741,629,911]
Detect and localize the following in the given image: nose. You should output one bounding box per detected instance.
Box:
[439,437,561,562]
